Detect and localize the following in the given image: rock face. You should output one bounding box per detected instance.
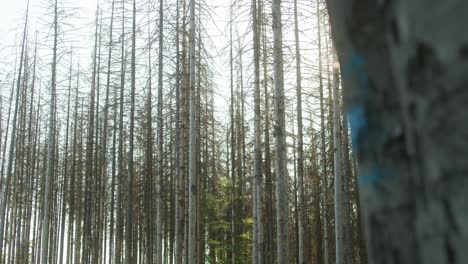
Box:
[327,1,468,263]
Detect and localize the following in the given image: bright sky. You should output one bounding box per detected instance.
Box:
[0,0,96,42]
[0,0,323,139]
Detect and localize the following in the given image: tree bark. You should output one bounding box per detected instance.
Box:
[40,1,57,262]
[327,0,468,263]
[317,1,329,263]
[125,0,136,262]
[293,0,306,262]
[332,50,344,264]
[271,0,289,263]
[0,1,29,257]
[115,1,127,262]
[187,0,197,262]
[156,1,164,262]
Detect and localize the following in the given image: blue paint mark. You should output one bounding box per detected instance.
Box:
[342,52,399,190]
[358,166,396,187]
[342,53,365,77]
[348,105,367,150]
[342,52,370,95]
[344,52,371,152]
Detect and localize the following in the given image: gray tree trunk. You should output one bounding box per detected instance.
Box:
[317,1,329,263]
[115,1,126,262]
[271,0,289,263]
[0,0,29,257]
[145,2,154,262]
[187,0,197,262]
[229,2,236,263]
[41,1,58,263]
[293,0,306,262]
[252,0,264,263]
[332,50,344,264]
[174,0,185,262]
[156,0,164,263]
[125,0,136,262]
[327,0,468,263]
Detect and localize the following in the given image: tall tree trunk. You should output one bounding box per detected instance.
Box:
[293,0,306,262]
[187,0,197,262]
[68,66,80,264]
[260,0,275,260]
[102,1,116,262]
[115,1,126,262]
[271,0,289,263]
[229,3,237,264]
[340,58,353,264]
[252,0,264,262]
[317,1,329,263]
[145,2,154,263]
[156,0,164,262]
[332,49,344,264]
[125,0,136,262]
[0,1,29,257]
[41,1,58,262]
[58,53,73,263]
[174,0,184,262]
[82,8,99,263]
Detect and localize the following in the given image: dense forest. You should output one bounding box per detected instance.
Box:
[0,0,369,263]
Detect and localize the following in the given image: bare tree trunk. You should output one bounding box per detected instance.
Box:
[0,1,29,257]
[332,49,344,264]
[252,0,264,262]
[317,1,329,263]
[187,0,197,262]
[174,0,184,262]
[229,3,237,264]
[293,0,305,262]
[156,0,164,262]
[115,1,126,262]
[125,0,137,262]
[260,0,275,260]
[40,1,58,262]
[271,0,289,263]
[145,2,154,263]
[68,67,80,264]
[58,54,73,263]
[340,60,353,264]
[82,8,99,263]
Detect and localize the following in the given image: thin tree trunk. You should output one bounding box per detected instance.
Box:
[156,0,164,262]
[332,49,344,264]
[317,1,329,263]
[174,0,184,262]
[68,67,80,264]
[293,0,306,262]
[40,1,58,262]
[58,54,73,263]
[260,1,275,259]
[145,2,154,263]
[271,0,289,263]
[252,0,264,262]
[125,0,137,262]
[0,1,29,257]
[115,1,127,261]
[187,0,197,262]
[82,8,99,263]
[229,3,236,263]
